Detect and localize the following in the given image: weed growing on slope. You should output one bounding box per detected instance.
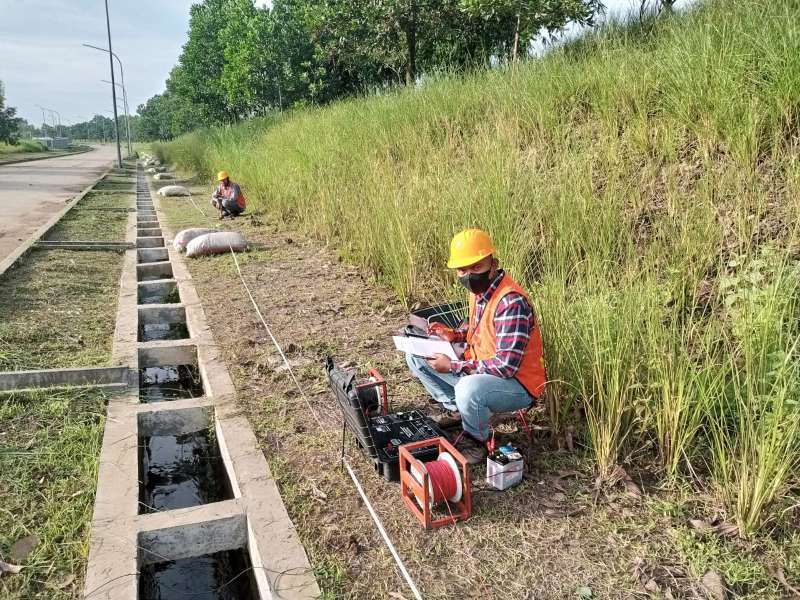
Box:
[158,0,800,538]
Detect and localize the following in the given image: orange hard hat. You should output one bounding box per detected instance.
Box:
[447,229,496,269]
[216,170,229,181]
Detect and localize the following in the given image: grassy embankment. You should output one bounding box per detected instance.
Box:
[157,0,799,566]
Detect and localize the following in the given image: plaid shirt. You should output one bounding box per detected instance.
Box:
[450,270,534,379]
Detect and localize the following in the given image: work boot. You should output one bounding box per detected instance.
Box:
[428,408,462,429]
[455,434,488,465]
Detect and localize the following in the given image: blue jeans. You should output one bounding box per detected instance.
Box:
[210,198,242,216]
[405,353,533,441]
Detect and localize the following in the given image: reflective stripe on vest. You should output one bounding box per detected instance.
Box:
[464,273,546,398]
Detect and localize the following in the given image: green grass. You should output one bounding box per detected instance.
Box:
[76,192,134,211]
[91,182,134,192]
[45,207,129,241]
[0,387,108,599]
[0,140,47,155]
[157,0,800,539]
[0,249,123,370]
[100,175,134,185]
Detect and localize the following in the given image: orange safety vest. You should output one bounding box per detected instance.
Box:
[219,182,246,210]
[464,273,546,398]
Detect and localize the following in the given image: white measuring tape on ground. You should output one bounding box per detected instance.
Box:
[183,191,425,600]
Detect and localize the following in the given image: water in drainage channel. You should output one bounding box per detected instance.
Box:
[138,270,173,283]
[139,286,181,304]
[139,365,204,402]
[139,548,259,600]
[139,322,190,342]
[138,426,233,513]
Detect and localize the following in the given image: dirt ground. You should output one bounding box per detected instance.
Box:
[156,178,790,600]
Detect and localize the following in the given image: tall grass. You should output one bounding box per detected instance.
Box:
[0,139,46,155]
[709,249,800,537]
[157,0,800,533]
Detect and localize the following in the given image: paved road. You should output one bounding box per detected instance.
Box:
[0,145,118,265]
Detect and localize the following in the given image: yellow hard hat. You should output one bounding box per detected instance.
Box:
[216,170,229,181]
[447,229,496,269]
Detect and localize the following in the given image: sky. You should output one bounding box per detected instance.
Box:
[0,0,691,127]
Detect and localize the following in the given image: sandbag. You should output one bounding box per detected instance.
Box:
[186,232,248,258]
[157,185,190,197]
[154,172,173,180]
[173,228,216,252]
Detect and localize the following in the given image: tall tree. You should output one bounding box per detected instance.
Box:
[174,0,233,124]
[0,82,23,144]
[134,0,605,136]
[459,0,603,61]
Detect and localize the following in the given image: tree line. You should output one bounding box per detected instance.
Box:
[137,0,603,139]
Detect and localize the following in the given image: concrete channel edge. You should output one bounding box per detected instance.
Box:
[83,164,320,599]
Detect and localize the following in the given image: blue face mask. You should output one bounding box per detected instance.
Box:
[458,270,491,294]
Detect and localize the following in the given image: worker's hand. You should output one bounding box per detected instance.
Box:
[428,323,458,342]
[426,353,452,373]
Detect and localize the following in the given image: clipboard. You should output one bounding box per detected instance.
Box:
[392,335,464,360]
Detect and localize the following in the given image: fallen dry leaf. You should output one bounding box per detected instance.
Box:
[623,477,642,499]
[0,560,22,576]
[47,574,76,590]
[688,518,738,538]
[701,570,728,600]
[556,469,581,479]
[10,534,39,562]
[768,566,800,598]
[309,482,328,501]
[565,425,575,452]
[644,578,660,594]
[689,518,712,532]
[613,466,642,499]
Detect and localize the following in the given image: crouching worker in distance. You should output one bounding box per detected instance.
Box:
[406,228,546,464]
[211,170,246,219]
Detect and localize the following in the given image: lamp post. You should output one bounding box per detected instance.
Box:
[88,1,122,166]
[101,79,131,155]
[50,108,62,137]
[83,35,128,161]
[34,104,48,136]
[35,105,62,140]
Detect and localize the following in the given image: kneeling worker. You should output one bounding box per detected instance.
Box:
[211,170,246,219]
[406,229,546,464]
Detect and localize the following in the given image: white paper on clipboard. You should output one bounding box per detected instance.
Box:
[392,336,459,360]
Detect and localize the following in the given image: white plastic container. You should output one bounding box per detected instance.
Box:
[486,455,524,490]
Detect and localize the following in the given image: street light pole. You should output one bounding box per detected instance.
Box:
[104,0,122,167]
[50,109,62,137]
[35,104,47,135]
[83,43,131,158]
[101,79,131,155]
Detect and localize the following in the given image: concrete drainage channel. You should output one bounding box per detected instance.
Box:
[84,164,319,599]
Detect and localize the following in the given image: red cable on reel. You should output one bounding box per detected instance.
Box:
[400,438,472,529]
[426,459,459,504]
[410,451,463,506]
